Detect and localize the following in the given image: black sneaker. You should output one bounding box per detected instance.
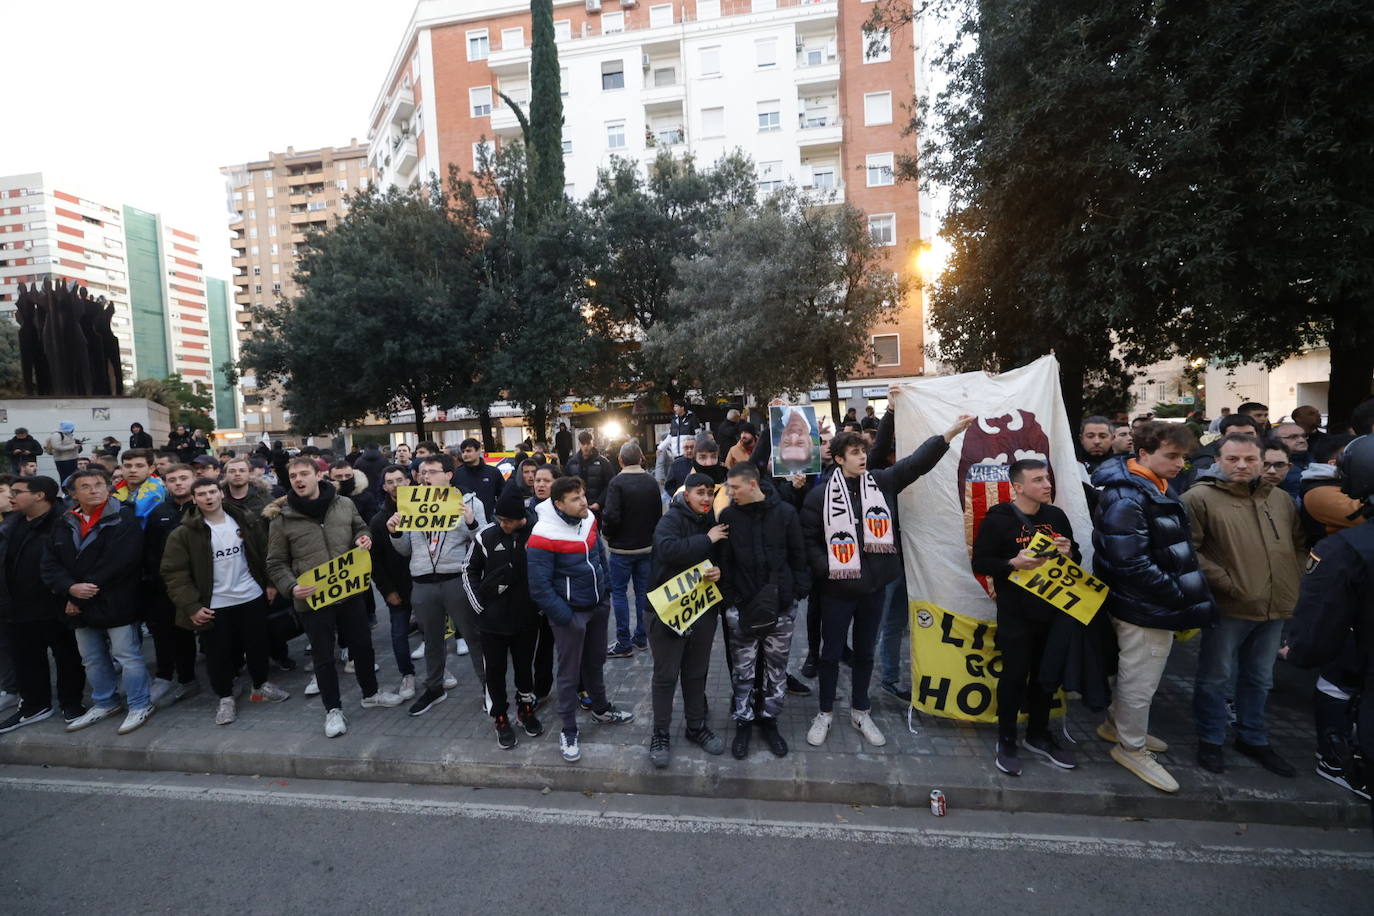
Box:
[407,687,446,717]
[495,714,518,750]
[578,690,594,710]
[62,704,88,724]
[732,721,752,760]
[606,642,634,659]
[590,704,634,725]
[685,724,724,756]
[632,635,649,651]
[272,655,297,672]
[878,681,912,703]
[786,673,812,696]
[517,701,544,737]
[800,655,818,679]
[1025,732,1077,769]
[1316,751,1371,800]
[1234,738,1295,777]
[0,708,50,734]
[758,717,788,757]
[1197,741,1226,774]
[649,730,670,769]
[995,739,1022,776]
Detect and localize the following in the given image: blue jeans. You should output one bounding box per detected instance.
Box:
[609,552,651,645]
[74,624,152,711]
[876,575,908,686]
[1194,616,1284,746]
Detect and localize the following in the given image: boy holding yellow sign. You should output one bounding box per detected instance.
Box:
[970,458,1081,777]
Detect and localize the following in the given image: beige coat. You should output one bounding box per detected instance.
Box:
[1182,471,1306,621]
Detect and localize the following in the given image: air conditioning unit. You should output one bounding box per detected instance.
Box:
[642,53,651,70]
[586,0,601,12]
[622,0,638,7]
[796,39,804,52]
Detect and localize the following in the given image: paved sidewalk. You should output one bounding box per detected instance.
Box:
[0,598,1367,829]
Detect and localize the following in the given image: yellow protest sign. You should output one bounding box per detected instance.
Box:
[395,486,465,532]
[648,560,722,635]
[1006,532,1108,624]
[909,602,1065,723]
[299,547,372,611]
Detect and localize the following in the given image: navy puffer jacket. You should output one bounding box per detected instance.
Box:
[1090,457,1216,631]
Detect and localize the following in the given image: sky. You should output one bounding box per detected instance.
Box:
[0,0,416,280]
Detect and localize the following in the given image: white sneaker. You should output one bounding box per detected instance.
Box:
[410,641,426,660]
[456,638,470,656]
[344,659,355,674]
[443,668,458,689]
[215,697,237,725]
[398,674,417,700]
[0,691,18,713]
[324,708,347,738]
[304,676,320,697]
[149,677,176,709]
[66,705,120,732]
[807,712,833,746]
[850,709,887,747]
[117,705,155,735]
[250,682,290,702]
[361,690,403,708]
[482,685,492,716]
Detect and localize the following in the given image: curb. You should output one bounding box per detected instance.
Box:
[0,728,1365,829]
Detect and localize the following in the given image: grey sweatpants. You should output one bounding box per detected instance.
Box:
[411,577,485,693]
[551,600,611,733]
[648,610,717,733]
[725,606,795,722]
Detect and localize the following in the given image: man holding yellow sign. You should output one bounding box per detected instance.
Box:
[970,458,1083,777]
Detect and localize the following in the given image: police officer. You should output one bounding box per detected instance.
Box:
[1285,434,1374,831]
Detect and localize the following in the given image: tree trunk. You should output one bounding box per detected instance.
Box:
[1326,301,1374,431]
[1057,345,1087,431]
[825,361,842,428]
[479,408,498,452]
[410,394,427,442]
[531,402,549,443]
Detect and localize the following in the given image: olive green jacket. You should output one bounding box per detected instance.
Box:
[263,490,367,613]
[161,502,270,632]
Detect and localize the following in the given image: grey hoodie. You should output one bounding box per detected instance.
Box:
[388,491,488,579]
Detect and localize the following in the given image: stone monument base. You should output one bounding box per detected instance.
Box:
[0,397,171,477]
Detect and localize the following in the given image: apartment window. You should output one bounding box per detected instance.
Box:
[601,60,625,91]
[700,46,721,77]
[248,226,257,239]
[757,160,784,192]
[470,86,493,117]
[872,334,900,366]
[473,140,495,168]
[755,38,777,68]
[868,213,896,246]
[866,152,895,186]
[700,106,725,138]
[606,120,626,150]
[269,243,279,256]
[698,0,720,19]
[501,27,524,50]
[603,12,624,33]
[560,67,570,97]
[272,282,282,295]
[864,91,893,125]
[264,187,274,199]
[336,179,348,191]
[650,4,673,27]
[554,19,572,41]
[811,166,836,189]
[268,224,278,236]
[246,189,255,202]
[757,100,781,132]
[467,29,489,60]
[262,169,273,179]
[266,207,276,218]
[254,284,262,294]
[272,262,280,274]
[863,27,891,63]
[562,138,573,155]
[653,66,677,87]
[252,266,261,276]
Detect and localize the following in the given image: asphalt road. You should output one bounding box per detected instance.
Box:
[1,767,1370,915]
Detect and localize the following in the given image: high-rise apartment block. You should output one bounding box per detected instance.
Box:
[0,172,237,427]
[368,0,926,378]
[220,143,372,441]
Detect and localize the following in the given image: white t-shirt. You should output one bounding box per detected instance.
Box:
[207,516,263,608]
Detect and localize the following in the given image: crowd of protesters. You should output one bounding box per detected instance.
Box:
[1,396,1371,814]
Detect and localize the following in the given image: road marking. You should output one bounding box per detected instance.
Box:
[1,774,1369,870]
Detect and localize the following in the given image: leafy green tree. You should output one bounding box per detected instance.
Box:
[129,374,216,433]
[582,150,757,399]
[646,188,902,424]
[237,183,485,441]
[0,317,21,397]
[877,0,1374,426]
[527,0,565,220]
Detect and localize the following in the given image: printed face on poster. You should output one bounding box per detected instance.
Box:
[770,405,822,476]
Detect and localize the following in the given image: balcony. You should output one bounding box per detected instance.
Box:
[393,135,418,174]
[645,126,685,148]
[796,115,843,147]
[794,60,840,88]
[800,181,845,206]
[387,85,415,126]
[640,79,685,106]
[487,45,531,75]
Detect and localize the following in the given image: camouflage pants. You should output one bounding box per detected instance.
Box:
[724,607,796,722]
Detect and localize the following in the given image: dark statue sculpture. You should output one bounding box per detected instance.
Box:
[13,278,124,397]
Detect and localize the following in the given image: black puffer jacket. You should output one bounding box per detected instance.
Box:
[0,507,64,623]
[40,498,146,629]
[650,493,718,592]
[1090,457,1216,630]
[801,435,949,598]
[565,448,615,508]
[717,487,809,610]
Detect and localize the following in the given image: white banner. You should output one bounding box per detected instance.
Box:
[894,355,1093,622]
